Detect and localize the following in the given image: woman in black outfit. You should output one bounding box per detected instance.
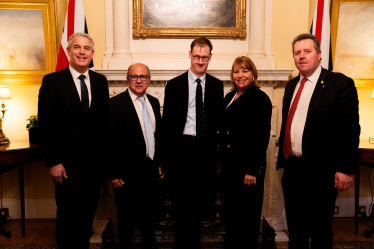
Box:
[219,56,272,248]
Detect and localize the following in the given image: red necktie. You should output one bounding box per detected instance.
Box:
[283,78,308,159]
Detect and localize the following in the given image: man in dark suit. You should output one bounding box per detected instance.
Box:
[162,37,223,249]
[106,63,165,249]
[38,33,109,249]
[277,33,360,249]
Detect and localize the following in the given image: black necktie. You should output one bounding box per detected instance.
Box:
[79,75,89,115]
[196,78,205,141]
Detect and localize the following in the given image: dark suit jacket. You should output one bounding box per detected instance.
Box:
[219,86,272,183]
[277,68,360,185]
[106,90,162,185]
[38,67,109,171]
[162,71,224,168]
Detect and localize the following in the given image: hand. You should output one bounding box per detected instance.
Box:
[111,178,125,188]
[159,167,165,179]
[217,163,221,173]
[334,172,354,192]
[244,174,256,186]
[50,163,67,185]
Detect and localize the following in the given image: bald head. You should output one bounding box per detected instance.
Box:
[127,63,151,96]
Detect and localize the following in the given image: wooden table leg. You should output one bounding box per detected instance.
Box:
[18,163,25,237]
[355,162,360,235]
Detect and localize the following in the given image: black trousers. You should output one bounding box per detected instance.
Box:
[222,177,264,249]
[282,157,338,249]
[113,180,158,249]
[54,167,101,249]
[170,136,214,248]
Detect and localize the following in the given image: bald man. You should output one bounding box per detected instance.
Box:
[106,63,164,249]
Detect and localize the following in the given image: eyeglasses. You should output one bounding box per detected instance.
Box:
[192,55,210,62]
[129,75,149,81]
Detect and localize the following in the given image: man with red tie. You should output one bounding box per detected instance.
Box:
[277,33,360,249]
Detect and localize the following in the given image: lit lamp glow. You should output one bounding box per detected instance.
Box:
[0,86,11,144]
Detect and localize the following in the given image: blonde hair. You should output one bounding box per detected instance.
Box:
[230,56,260,91]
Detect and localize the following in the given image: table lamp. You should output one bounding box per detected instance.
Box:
[0,86,11,144]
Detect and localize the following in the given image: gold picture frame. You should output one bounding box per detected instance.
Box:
[0,0,58,84]
[133,0,246,38]
[331,0,374,87]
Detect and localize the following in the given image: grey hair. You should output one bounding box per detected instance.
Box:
[67,32,95,51]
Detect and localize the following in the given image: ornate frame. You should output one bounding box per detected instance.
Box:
[331,0,374,87]
[0,0,58,84]
[133,0,246,38]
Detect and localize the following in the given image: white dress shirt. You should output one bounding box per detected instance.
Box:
[69,66,92,107]
[182,69,206,136]
[289,65,322,157]
[128,87,156,157]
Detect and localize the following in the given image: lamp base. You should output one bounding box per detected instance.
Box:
[0,131,10,145]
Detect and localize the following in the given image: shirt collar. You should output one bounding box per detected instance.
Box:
[300,65,322,84]
[188,69,206,85]
[69,65,89,80]
[128,87,147,103]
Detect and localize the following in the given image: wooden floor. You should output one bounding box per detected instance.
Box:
[0,218,374,244]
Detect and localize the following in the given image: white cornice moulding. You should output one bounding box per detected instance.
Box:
[96,69,293,83]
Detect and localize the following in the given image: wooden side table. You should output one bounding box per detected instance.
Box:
[0,141,43,237]
[355,139,374,235]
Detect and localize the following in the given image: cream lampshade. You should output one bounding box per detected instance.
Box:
[0,86,11,144]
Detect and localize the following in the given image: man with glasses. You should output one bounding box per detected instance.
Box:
[106,63,165,249]
[162,37,223,249]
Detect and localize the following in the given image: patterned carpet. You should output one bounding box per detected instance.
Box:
[1,242,374,249]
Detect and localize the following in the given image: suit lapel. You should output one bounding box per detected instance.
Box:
[88,70,98,113]
[180,72,189,116]
[304,68,328,130]
[62,67,84,113]
[204,74,214,117]
[147,94,161,131]
[224,91,236,111]
[122,90,143,136]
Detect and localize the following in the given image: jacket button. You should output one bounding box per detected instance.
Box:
[217,131,219,134]
[227,145,230,148]
[227,131,229,134]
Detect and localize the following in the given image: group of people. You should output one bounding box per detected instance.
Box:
[38,32,360,249]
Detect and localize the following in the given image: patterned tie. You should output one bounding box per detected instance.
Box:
[79,75,89,115]
[283,78,308,159]
[196,78,205,141]
[138,96,154,159]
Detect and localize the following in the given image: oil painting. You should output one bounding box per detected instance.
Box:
[334,3,374,79]
[143,0,236,28]
[133,0,246,38]
[0,9,46,71]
